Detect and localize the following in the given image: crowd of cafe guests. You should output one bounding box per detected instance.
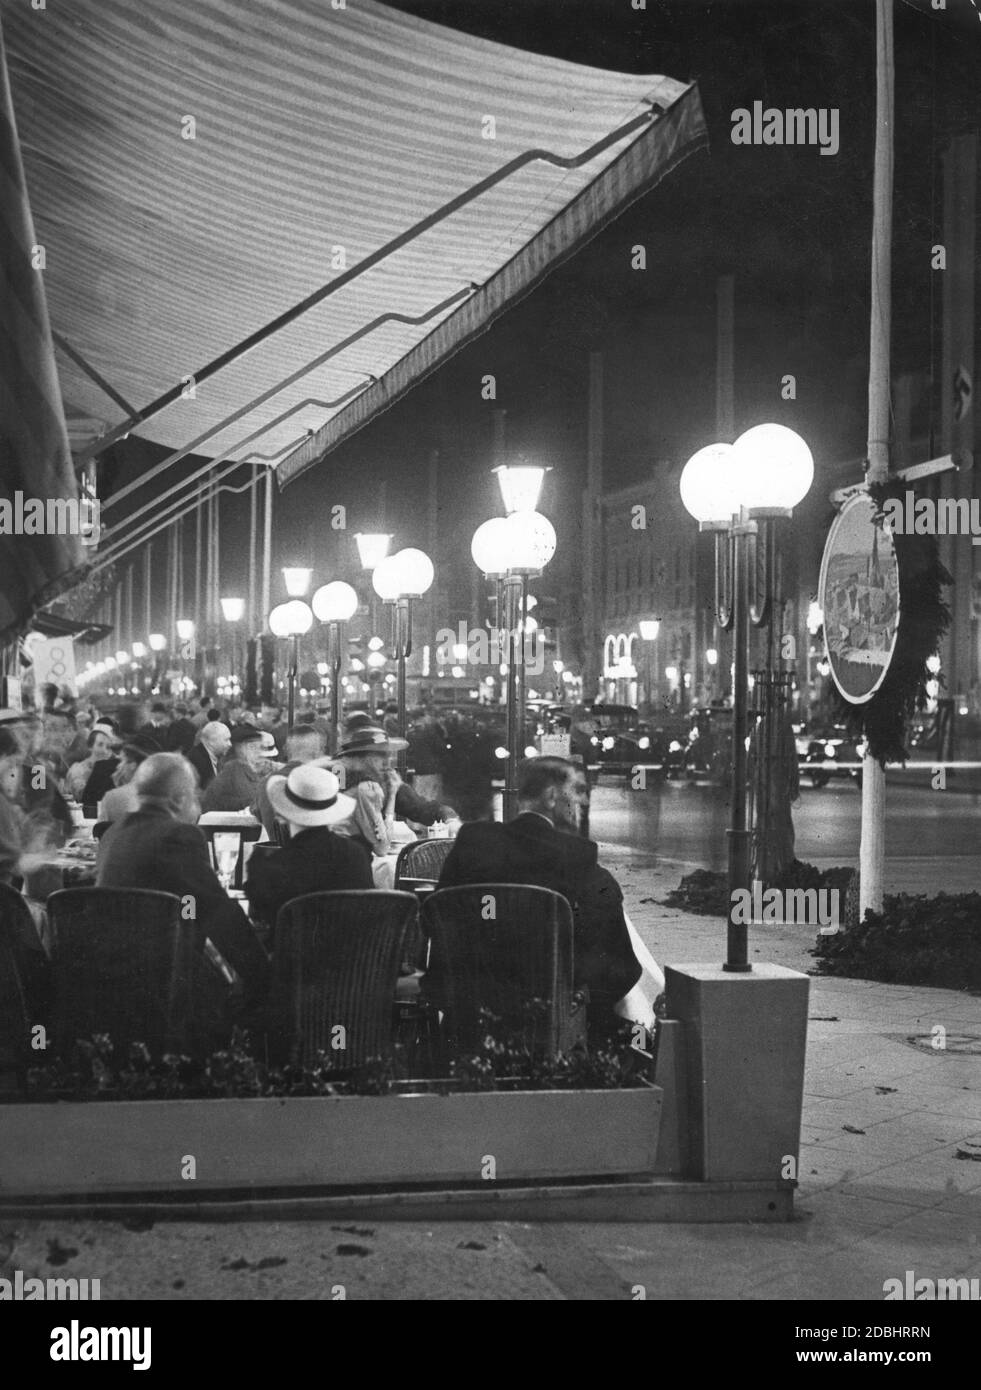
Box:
[0,685,643,1044]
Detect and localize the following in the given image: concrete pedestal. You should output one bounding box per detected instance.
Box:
[665,963,809,1182]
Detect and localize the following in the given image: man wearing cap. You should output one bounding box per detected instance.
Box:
[186,719,231,791]
[198,724,265,813]
[245,766,371,929]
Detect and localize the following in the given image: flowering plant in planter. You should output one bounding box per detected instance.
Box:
[21,1013,656,1102]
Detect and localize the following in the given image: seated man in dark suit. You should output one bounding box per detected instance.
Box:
[435,756,641,1033]
[97,753,269,1014]
[185,720,230,791]
[245,765,371,931]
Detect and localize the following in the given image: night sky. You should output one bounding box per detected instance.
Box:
[98,0,979,632]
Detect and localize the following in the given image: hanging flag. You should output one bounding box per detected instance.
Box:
[0,16,85,645]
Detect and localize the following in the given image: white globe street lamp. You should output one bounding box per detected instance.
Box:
[312,580,360,750]
[679,443,738,527]
[470,507,557,819]
[730,423,814,515]
[471,516,510,578]
[312,581,359,623]
[679,424,813,972]
[501,510,557,573]
[370,547,435,762]
[268,600,314,732]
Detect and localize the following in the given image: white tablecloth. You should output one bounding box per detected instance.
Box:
[614,910,665,1033]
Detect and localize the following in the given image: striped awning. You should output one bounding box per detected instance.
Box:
[2,0,706,494]
[0,21,84,642]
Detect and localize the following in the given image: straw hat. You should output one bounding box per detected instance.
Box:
[265,764,354,828]
[336,725,408,756]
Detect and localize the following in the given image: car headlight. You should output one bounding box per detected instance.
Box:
[638,736,650,750]
[669,740,682,753]
[602,736,615,751]
[824,742,836,758]
[590,735,599,745]
[494,746,508,759]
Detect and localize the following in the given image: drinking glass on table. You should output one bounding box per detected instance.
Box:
[213,833,240,891]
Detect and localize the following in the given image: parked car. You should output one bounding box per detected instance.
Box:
[795,723,864,787]
[568,703,657,780]
[678,705,732,783]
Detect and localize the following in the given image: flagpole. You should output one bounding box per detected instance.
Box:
[859,0,894,917]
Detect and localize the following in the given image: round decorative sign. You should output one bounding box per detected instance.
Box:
[818,494,901,704]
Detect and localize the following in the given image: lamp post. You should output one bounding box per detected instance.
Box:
[354,533,392,639]
[312,580,359,753]
[175,619,195,697]
[679,424,813,972]
[472,510,557,820]
[148,633,166,692]
[372,548,434,772]
[639,618,660,714]
[268,599,313,733]
[219,598,244,695]
[705,645,719,702]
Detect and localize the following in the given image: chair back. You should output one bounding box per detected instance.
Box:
[422,884,581,1055]
[0,882,38,1085]
[48,887,197,1058]
[393,836,455,889]
[270,890,417,1068]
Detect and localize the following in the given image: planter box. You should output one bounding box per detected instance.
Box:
[0,1087,661,1199]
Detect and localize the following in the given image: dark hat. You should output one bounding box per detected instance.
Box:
[230,724,264,745]
[337,725,408,756]
[121,730,163,762]
[343,711,375,732]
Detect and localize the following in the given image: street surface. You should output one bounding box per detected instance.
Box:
[589,779,981,892]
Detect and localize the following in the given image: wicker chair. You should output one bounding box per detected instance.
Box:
[393,837,456,889]
[268,890,418,1069]
[48,887,204,1059]
[0,883,37,1090]
[393,838,456,970]
[421,884,587,1057]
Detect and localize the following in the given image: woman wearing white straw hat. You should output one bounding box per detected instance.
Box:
[244,764,372,929]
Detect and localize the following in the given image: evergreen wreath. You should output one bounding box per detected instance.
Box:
[826,481,952,766]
